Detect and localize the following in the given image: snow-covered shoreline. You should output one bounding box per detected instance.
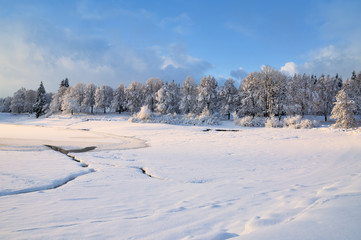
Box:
[1,113,361,239]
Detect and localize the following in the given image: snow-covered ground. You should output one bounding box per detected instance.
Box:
[1,113,361,239]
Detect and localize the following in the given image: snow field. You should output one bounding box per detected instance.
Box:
[1,114,361,239]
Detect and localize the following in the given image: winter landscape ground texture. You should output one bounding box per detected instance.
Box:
[1,113,361,239]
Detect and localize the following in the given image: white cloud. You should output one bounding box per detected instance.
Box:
[280,62,298,76]
[280,1,361,80]
[0,26,211,97]
[283,44,361,79]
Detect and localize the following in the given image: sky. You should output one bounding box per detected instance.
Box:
[1,0,361,97]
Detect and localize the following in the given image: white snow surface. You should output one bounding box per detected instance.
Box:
[1,113,361,239]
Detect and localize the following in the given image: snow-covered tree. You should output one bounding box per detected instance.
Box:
[330,89,357,128]
[95,85,114,113]
[259,66,287,118]
[71,83,87,112]
[61,87,79,114]
[84,83,97,114]
[111,83,126,113]
[10,88,26,113]
[125,81,145,113]
[218,78,238,120]
[197,75,218,114]
[344,71,361,115]
[156,81,180,114]
[270,71,288,119]
[239,72,263,117]
[313,74,341,121]
[0,97,12,112]
[24,89,37,113]
[50,78,70,113]
[180,76,198,114]
[144,78,163,112]
[287,74,314,116]
[33,82,47,118]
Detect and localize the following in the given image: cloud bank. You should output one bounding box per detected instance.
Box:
[0,3,211,97]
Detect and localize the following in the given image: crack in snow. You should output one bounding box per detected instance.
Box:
[0,145,96,197]
[133,167,164,180]
[0,170,94,197]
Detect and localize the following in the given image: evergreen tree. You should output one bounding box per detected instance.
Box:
[61,78,70,87]
[330,89,357,128]
[33,82,47,118]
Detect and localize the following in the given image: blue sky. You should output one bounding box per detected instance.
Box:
[1,0,361,97]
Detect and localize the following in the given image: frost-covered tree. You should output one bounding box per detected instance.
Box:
[50,78,70,113]
[313,74,341,121]
[344,71,361,115]
[10,87,26,113]
[71,83,87,112]
[156,81,180,114]
[330,89,357,128]
[0,98,5,112]
[218,78,238,120]
[239,72,263,117]
[61,87,78,114]
[180,76,198,114]
[144,78,163,112]
[125,81,145,113]
[197,75,218,114]
[95,85,114,113]
[84,83,97,114]
[24,89,37,113]
[270,71,288,119]
[111,83,126,113]
[287,74,314,116]
[259,66,287,118]
[33,82,47,118]
[0,97,12,112]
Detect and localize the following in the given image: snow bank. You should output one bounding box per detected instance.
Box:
[129,110,220,126]
[235,115,319,129]
[234,115,265,127]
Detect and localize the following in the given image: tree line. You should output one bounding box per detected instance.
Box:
[1,66,360,126]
